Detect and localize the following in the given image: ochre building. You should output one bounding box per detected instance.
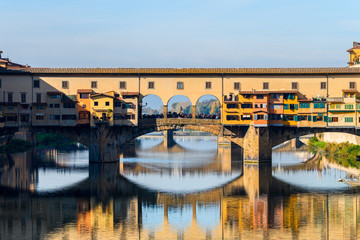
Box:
[1,43,360,129]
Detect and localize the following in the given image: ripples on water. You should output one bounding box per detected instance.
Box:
[0,134,360,240]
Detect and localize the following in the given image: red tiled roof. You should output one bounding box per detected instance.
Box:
[342,89,357,92]
[3,67,360,75]
[121,92,139,96]
[90,93,114,98]
[347,46,360,52]
[298,98,313,102]
[77,89,93,93]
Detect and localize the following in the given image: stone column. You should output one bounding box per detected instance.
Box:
[192,105,196,119]
[88,124,118,163]
[163,105,168,121]
[242,125,272,162]
[163,129,174,148]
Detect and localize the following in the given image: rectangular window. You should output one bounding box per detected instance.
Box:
[35,114,44,120]
[36,105,44,110]
[345,117,353,122]
[299,102,310,108]
[119,81,127,89]
[227,104,238,109]
[241,115,252,120]
[49,115,60,120]
[82,104,86,108]
[263,82,269,90]
[329,104,335,109]
[254,115,265,120]
[283,93,296,100]
[283,104,289,110]
[63,102,76,108]
[314,103,325,108]
[332,117,338,122]
[62,115,76,120]
[54,104,60,108]
[50,94,61,99]
[21,93,26,103]
[20,114,29,122]
[49,104,53,108]
[91,81,97,89]
[320,82,326,89]
[256,95,264,99]
[94,101,98,106]
[336,104,341,109]
[148,81,154,89]
[0,79,2,88]
[234,82,240,90]
[8,92,13,103]
[62,81,69,89]
[350,82,356,89]
[80,93,89,99]
[271,104,281,109]
[114,101,122,107]
[79,112,89,120]
[272,93,280,99]
[241,104,252,108]
[270,114,282,120]
[33,80,40,88]
[226,115,239,121]
[105,101,110,106]
[36,93,41,103]
[292,82,298,90]
[205,82,212,89]
[177,82,184,89]
[345,104,354,109]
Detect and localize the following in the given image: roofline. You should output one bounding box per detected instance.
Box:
[2,67,360,76]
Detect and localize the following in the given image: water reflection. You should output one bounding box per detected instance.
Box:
[0,134,360,240]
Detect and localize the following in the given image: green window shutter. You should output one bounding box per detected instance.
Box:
[324,116,328,122]
[283,115,287,121]
[295,104,298,110]
[320,103,325,108]
[284,104,289,110]
[314,103,319,108]
[308,115,311,121]
[329,117,332,122]
[313,116,317,122]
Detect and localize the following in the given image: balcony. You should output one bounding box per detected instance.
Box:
[327,97,344,103]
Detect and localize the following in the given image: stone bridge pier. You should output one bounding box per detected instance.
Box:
[88,124,119,163]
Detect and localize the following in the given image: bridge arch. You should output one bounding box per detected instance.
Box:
[167,95,193,118]
[195,94,221,119]
[141,94,164,118]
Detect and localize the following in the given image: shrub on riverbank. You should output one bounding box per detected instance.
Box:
[308,137,360,169]
[0,139,32,154]
[36,133,75,149]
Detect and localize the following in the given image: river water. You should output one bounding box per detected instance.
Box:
[0,134,359,240]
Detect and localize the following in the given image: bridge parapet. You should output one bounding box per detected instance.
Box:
[139,118,221,127]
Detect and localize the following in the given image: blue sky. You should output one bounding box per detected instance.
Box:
[1,0,359,68]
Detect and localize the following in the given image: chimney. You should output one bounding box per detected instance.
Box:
[353,42,359,48]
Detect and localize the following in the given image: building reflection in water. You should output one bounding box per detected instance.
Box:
[0,135,360,239]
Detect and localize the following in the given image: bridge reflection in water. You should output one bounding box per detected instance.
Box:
[0,135,360,240]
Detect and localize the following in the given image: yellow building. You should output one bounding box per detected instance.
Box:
[90,91,115,127]
[328,89,357,127]
[282,92,298,126]
[222,94,241,125]
[238,93,254,125]
[347,42,360,66]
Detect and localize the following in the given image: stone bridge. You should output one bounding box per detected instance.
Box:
[8,118,360,163]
